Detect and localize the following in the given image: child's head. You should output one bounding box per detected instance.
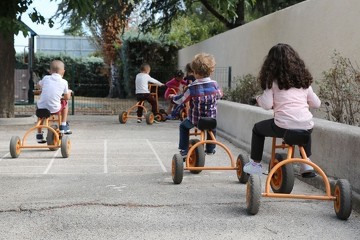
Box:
[185,63,194,75]
[140,63,151,74]
[50,60,65,76]
[174,70,184,81]
[258,43,313,90]
[191,53,216,78]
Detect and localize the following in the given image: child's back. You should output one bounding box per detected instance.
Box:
[258,81,320,129]
[174,53,222,156]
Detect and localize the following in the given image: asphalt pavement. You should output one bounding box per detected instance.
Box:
[0,115,359,240]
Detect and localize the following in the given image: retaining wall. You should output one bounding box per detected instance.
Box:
[178,0,360,84]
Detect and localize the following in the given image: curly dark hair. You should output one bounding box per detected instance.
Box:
[258,43,313,90]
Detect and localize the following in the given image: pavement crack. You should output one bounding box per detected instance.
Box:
[0,201,240,213]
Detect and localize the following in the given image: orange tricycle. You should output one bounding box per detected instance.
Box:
[245,129,352,220]
[171,117,248,184]
[9,108,71,158]
[119,84,166,124]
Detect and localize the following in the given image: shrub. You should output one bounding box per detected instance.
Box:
[118,32,180,98]
[317,51,360,126]
[16,53,108,97]
[223,74,261,105]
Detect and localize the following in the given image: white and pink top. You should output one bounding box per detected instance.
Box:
[257,82,321,130]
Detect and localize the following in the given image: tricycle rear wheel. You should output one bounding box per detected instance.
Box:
[269,153,294,194]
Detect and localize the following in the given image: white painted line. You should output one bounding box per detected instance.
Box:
[104,139,108,174]
[146,139,167,173]
[0,153,9,161]
[43,149,60,174]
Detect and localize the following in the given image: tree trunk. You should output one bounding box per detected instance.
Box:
[0,33,15,118]
[108,63,121,98]
[234,0,245,26]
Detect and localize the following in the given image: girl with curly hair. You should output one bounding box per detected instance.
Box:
[243,43,321,178]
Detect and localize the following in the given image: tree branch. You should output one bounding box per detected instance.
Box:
[198,0,235,29]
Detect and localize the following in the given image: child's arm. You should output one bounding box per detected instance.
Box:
[307,86,321,108]
[171,88,191,105]
[148,76,165,87]
[256,88,273,110]
[166,79,176,88]
[62,89,72,100]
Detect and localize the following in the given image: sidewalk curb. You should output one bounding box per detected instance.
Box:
[0,115,37,126]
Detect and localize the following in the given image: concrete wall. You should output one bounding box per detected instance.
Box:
[178,0,360,83]
[217,100,360,196]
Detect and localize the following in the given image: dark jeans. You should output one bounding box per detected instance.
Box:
[179,119,216,153]
[136,93,157,117]
[251,118,312,161]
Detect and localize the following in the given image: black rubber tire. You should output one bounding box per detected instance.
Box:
[119,111,127,124]
[47,125,59,151]
[61,136,71,158]
[172,154,184,184]
[246,175,261,215]
[145,112,154,125]
[10,136,21,158]
[161,113,167,122]
[236,154,249,183]
[334,179,352,220]
[155,113,162,122]
[188,139,205,174]
[269,153,295,194]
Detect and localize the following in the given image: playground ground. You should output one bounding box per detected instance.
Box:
[0,115,359,239]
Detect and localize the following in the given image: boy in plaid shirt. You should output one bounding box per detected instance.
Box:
[170,53,222,156]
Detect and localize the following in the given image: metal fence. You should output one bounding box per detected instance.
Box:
[14,66,232,116]
[14,69,30,104]
[211,66,232,90]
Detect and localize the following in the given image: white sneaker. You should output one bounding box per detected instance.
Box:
[243,160,262,175]
[300,158,316,178]
[137,119,142,123]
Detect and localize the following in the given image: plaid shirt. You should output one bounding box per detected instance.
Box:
[173,77,222,125]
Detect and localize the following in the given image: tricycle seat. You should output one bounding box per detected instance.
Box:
[197,117,217,131]
[36,109,51,119]
[283,129,310,146]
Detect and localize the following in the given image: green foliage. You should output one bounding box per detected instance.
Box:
[0,0,54,37]
[163,3,227,47]
[15,54,28,69]
[118,33,180,97]
[317,51,360,126]
[16,53,108,97]
[138,0,304,34]
[223,74,261,105]
[248,0,305,17]
[55,0,140,43]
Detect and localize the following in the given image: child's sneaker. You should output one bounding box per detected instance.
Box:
[205,149,216,155]
[243,160,262,175]
[60,124,72,134]
[137,118,142,123]
[36,132,46,144]
[179,150,188,157]
[153,119,160,124]
[300,158,316,178]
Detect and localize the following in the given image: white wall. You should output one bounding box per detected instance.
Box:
[178,0,360,82]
